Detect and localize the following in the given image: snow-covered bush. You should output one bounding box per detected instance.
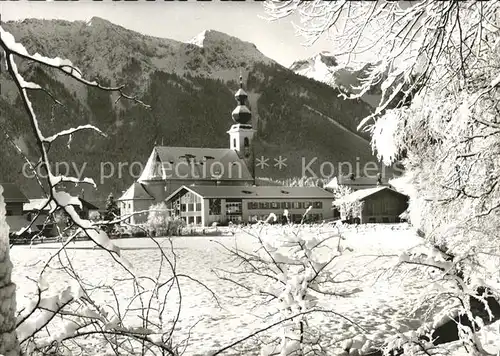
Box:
[146,202,184,236]
[88,210,101,222]
[214,210,369,355]
[332,186,363,222]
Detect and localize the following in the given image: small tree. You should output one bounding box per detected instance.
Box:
[146,202,170,236]
[103,193,119,233]
[213,211,364,356]
[332,186,363,223]
[146,202,184,236]
[88,210,101,222]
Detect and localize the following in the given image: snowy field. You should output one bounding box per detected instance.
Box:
[9,224,500,355]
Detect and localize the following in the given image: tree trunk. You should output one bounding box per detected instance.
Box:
[0,186,20,356]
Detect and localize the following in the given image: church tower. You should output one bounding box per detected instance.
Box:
[227,76,256,184]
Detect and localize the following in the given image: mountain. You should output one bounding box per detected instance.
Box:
[290,52,383,108]
[0,17,389,202]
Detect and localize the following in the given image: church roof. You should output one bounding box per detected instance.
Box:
[118,182,155,201]
[138,146,254,182]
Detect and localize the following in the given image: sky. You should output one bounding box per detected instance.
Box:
[0,0,334,67]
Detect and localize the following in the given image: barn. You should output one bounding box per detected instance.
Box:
[334,186,408,224]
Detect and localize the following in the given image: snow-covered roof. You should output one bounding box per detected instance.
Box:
[138,146,253,182]
[166,185,333,201]
[24,197,99,211]
[325,175,389,190]
[333,186,406,205]
[24,198,57,212]
[118,182,154,201]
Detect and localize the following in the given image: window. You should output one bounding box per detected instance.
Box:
[313,201,323,209]
[226,202,242,215]
[244,137,249,147]
[248,202,258,210]
[233,138,237,149]
[181,204,187,212]
[227,215,242,223]
[271,202,279,209]
[196,203,202,211]
[369,217,377,223]
[188,216,195,225]
[188,203,194,211]
[196,216,202,225]
[281,202,291,209]
[6,209,13,216]
[382,217,390,223]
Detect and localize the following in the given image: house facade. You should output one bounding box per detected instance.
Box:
[165,185,334,226]
[23,197,100,237]
[118,77,258,224]
[1,183,29,234]
[334,186,408,224]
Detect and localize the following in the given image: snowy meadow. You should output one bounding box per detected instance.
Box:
[11,224,499,355]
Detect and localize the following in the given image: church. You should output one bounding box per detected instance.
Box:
[118,77,333,226]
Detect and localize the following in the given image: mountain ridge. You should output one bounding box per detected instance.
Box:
[290,52,383,108]
[1,17,390,201]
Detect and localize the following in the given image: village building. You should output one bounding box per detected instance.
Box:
[1,183,101,237]
[165,185,333,226]
[1,183,29,234]
[119,77,334,225]
[333,186,408,224]
[24,197,100,237]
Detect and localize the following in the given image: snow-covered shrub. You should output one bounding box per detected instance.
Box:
[215,210,368,355]
[88,210,101,222]
[146,202,184,236]
[332,186,363,222]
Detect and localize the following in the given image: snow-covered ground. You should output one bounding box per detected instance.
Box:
[9,224,500,355]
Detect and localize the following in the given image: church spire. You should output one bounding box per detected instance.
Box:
[227,73,256,185]
[231,75,252,125]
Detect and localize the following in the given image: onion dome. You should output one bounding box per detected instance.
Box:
[231,76,252,124]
